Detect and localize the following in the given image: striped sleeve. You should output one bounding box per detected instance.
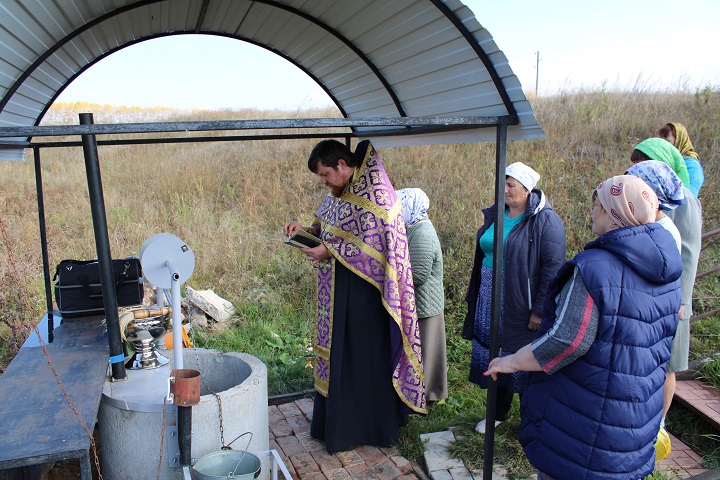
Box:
[531,267,599,375]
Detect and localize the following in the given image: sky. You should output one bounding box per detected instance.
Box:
[56,0,720,110]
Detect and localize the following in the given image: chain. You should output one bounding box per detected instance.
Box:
[0,214,104,479]
[157,396,167,480]
[189,322,227,447]
[216,393,226,448]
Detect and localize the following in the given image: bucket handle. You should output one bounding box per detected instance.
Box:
[224,432,258,479]
[223,431,253,451]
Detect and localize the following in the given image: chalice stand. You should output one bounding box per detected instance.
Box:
[124,311,171,370]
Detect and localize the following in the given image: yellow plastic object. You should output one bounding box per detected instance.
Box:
[655,426,672,461]
[164,326,192,349]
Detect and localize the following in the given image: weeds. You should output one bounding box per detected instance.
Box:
[668,402,720,469]
[700,357,720,389]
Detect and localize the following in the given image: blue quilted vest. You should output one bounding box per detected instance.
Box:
[519,223,682,480]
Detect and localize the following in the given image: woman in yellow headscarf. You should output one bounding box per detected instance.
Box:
[659,122,704,198]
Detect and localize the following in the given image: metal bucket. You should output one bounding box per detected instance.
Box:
[192,450,262,480]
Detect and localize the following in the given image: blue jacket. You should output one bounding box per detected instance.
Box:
[520,223,682,480]
[463,189,566,351]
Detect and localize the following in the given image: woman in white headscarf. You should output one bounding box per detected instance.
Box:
[397,188,447,402]
[462,162,566,434]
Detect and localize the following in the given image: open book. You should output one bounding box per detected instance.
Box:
[284,229,322,248]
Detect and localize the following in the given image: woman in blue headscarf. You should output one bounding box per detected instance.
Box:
[628,153,703,434]
[626,160,684,252]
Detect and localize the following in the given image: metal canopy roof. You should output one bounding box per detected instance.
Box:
[0,0,542,160]
[0,4,532,464]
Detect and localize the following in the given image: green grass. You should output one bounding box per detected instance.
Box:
[191,302,315,395]
[699,355,720,388]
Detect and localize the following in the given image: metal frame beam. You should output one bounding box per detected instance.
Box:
[0,116,516,143]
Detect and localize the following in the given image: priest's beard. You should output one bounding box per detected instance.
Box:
[330,185,346,197]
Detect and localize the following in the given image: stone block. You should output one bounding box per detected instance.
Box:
[296,397,315,417]
[185,285,236,322]
[300,473,328,480]
[420,431,455,451]
[424,450,464,472]
[429,470,452,480]
[270,418,294,438]
[380,446,399,456]
[269,405,284,422]
[448,467,473,480]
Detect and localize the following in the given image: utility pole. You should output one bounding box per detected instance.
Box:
[535,51,540,97]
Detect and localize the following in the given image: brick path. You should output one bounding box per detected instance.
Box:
[657,378,720,478]
[269,397,421,480]
[659,431,708,478]
[675,379,720,428]
[269,395,710,480]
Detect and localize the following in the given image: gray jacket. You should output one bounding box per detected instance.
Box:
[666,186,702,319]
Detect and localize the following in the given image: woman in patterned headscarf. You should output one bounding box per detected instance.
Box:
[397,188,448,402]
[659,122,704,197]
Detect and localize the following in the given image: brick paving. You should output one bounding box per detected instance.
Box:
[658,378,720,478]
[659,431,708,478]
[269,395,711,479]
[269,397,422,480]
[675,379,720,428]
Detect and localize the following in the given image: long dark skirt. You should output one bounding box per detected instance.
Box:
[469,266,528,392]
[310,262,406,454]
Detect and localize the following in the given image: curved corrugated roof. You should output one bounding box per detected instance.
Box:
[0,0,542,158]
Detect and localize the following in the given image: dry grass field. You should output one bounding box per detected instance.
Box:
[1,88,718,477]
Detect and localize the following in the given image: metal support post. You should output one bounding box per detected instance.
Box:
[79,112,126,381]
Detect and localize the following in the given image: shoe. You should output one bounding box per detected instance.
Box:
[474,418,506,434]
